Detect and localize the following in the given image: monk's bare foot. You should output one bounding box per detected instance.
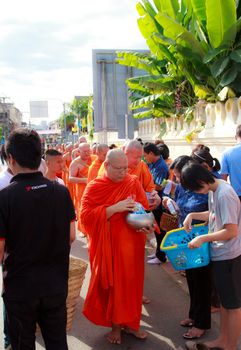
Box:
[124,327,148,340]
[106,325,122,345]
[142,296,151,304]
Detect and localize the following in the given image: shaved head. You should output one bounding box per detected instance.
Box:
[79,136,87,144]
[124,140,143,169]
[105,149,128,182]
[97,144,109,154]
[106,149,127,163]
[96,144,109,162]
[78,143,90,161]
[65,143,73,152]
[125,140,143,153]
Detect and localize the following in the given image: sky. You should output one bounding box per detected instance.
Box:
[0,0,148,122]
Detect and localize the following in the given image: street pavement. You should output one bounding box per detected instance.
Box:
[0,213,240,349]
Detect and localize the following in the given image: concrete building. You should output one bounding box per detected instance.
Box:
[92,49,149,144]
[0,101,22,138]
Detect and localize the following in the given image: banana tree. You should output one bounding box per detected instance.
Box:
[117,0,241,127]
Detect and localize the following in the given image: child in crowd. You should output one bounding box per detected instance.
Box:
[181,162,241,350]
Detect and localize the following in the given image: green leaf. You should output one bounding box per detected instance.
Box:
[142,0,157,17]
[133,110,153,119]
[155,13,205,57]
[206,0,237,48]
[203,45,229,63]
[220,66,238,86]
[210,56,230,78]
[191,0,206,23]
[152,0,162,11]
[159,0,179,19]
[230,49,241,62]
[230,73,241,92]
[136,2,146,16]
[194,85,215,99]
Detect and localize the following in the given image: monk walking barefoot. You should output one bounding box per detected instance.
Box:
[106,324,122,344]
[81,149,153,344]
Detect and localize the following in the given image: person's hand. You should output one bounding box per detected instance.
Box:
[188,236,204,249]
[149,190,161,210]
[183,214,193,232]
[137,224,155,234]
[162,196,169,210]
[114,198,136,213]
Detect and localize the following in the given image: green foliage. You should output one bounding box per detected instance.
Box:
[117,0,241,129]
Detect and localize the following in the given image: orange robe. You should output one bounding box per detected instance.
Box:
[87,159,103,183]
[128,161,155,192]
[81,174,148,330]
[76,165,89,231]
[64,159,75,203]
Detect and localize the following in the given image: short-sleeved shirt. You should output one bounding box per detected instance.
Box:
[174,184,208,226]
[0,172,76,300]
[147,157,169,196]
[208,180,241,261]
[220,143,241,195]
[0,169,13,190]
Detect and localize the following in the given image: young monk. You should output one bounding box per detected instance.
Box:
[87,144,109,183]
[44,149,65,185]
[80,149,153,345]
[69,143,91,231]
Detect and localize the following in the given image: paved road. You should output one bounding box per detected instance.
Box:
[1,230,240,349]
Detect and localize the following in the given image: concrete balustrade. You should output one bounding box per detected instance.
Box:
[138,98,241,159]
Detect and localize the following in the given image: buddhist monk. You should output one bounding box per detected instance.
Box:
[98,140,160,210]
[81,149,153,344]
[62,143,73,185]
[44,149,65,185]
[69,143,91,231]
[78,136,87,144]
[87,143,109,183]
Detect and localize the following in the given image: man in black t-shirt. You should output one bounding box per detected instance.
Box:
[0,128,76,350]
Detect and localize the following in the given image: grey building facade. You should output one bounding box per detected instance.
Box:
[92,49,149,142]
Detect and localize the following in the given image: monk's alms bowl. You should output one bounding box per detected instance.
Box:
[126,212,155,230]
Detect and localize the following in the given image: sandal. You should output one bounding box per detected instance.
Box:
[183,327,205,340]
[180,318,194,327]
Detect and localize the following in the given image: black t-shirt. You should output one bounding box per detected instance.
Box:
[0,172,76,300]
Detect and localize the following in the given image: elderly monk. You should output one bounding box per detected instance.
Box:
[98,140,160,210]
[81,149,152,344]
[87,144,109,183]
[69,143,91,230]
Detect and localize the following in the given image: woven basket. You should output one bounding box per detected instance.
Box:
[66,256,88,330]
[160,212,178,232]
[36,256,88,332]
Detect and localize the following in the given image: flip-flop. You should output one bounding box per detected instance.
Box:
[183,329,205,340]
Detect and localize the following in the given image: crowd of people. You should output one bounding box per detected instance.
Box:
[0,124,241,350]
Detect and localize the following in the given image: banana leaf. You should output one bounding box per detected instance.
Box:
[206,0,237,48]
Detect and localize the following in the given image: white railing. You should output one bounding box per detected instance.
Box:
[138,97,241,142]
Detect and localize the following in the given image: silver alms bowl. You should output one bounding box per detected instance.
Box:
[126,212,155,230]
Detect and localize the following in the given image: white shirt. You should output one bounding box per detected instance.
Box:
[0,169,13,190]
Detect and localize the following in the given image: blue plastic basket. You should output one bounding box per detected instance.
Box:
[160,224,210,270]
